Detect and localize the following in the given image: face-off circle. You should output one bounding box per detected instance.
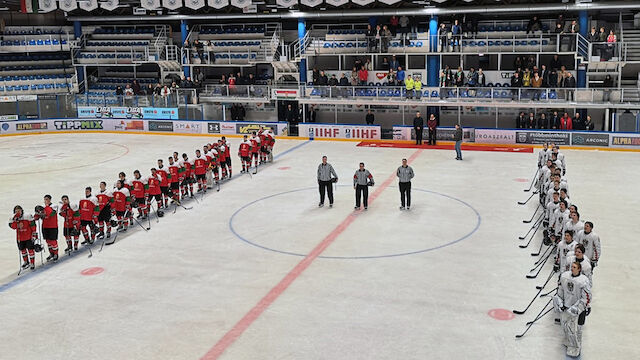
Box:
[514,178,529,183]
[487,308,515,321]
[80,267,104,276]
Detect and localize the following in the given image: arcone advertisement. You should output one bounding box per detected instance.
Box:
[571,133,610,146]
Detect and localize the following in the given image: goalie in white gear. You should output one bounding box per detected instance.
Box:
[553,261,591,357]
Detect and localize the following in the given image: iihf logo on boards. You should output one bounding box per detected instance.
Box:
[345,128,352,139]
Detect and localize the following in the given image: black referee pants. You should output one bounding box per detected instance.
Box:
[318,180,334,205]
[355,184,368,208]
[399,181,411,207]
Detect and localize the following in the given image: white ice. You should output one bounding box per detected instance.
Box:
[0,133,638,359]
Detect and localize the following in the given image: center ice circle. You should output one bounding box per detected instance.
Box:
[229,187,481,259]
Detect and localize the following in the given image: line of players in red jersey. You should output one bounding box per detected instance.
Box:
[9,129,275,271]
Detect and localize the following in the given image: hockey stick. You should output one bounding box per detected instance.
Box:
[524,168,540,192]
[535,269,557,290]
[513,284,546,315]
[526,249,554,279]
[519,221,542,248]
[515,307,553,338]
[530,237,546,256]
[216,180,220,192]
[16,234,24,276]
[540,286,558,297]
[523,204,541,223]
[518,191,538,205]
[534,244,554,265]
[518,213,543,240]
[151,202,160,223]
[103,210,128,248]
[525,298,553,326]
[253,157,258,175]
[37,219,44,265]
[132,215,150,231]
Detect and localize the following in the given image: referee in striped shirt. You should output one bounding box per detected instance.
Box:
[317,156,338,208]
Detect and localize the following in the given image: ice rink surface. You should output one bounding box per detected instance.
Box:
[0,133,638,360]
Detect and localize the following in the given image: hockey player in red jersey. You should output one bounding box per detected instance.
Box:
[9,205,38,270]
[35,195,59,262]
[96,182,113,239]
[156,159,170,208]
[210,143,220,182]
[59,195,79,252]
[222,136,232,177]
[131,170,148,219]
[193,149,208,193]
[147,168,164,214]
[203,145,214,189]
[265,128,275,162]
[217,140,228,179]
[111,180,131,231]
[258,127,268,164]
[238,135,252,173]
[118,171,134,225]
[167,156,181,204]
[78,187,99,245]
[249,131,261,168]
[180,153,195,197]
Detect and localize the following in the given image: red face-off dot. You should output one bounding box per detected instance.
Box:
[278,167,291,170]
[488,308,515,321]
[81,267,104,276]
[514,178,529,183]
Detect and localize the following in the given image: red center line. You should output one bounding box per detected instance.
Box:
[201,149,424,360]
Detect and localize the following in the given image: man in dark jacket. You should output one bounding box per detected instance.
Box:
[454,124,463,160]
[413,111,424,145]
[511,72,522,100]
[516,112,526,128]
[285,104,299,135]
[550,111,561,129]
[427,113,437,145]
[365,110,375,125]
[537,113,549,129]
[564,72,576,101]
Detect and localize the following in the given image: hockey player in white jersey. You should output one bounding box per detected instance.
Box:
[537,143,550,168]
[552,145,566,175]
[555,230,577,274]
[552,200,570,237]
[553,261,591,357]
[564,211,584,239]
[576,221,601,269]
[565,244,592,283]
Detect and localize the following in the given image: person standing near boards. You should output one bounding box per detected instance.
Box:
[317,156,338,208]
[397,159,414,210]
[413,111,424,145]
[353,162,374,210]
[454,123,463,160]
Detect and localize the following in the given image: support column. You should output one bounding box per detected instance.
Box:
[579,10,588,37]
[298,18,307,84]
[427,16,439,87]
[74,21,84,88]
[181,20,190,78]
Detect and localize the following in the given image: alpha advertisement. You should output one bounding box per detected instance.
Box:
[300,124,381,140]
[516,131,571,145]
[78,106,179,120]
[611,135,640,147]
[571,133,610,147]
[16,122,48,131]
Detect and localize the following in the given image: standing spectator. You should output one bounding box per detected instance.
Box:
[358,66,368,86]
[365,58,373,71]
[454,124,463,160]
[132,80,141,95]
[427,113,437,145]
[584,115,595,130]
[353,162,374,210]
[115,85,123,96]
[549,69,559,89]
[565,20,579,51]
[396,66,406,86]
[339,73,350,95]
[550,111,560,129]
[455,67,464,87]
[145,84,154,96]
[414,76,422,99]
[466,67,478,87]
[511,72,522,100]
[318,70,328,86]
[540,64,549,87]
[522,68,532,88]
[516,112,526,128]
[573,112,584,130]
[307,104,317,122]
[389,55,400,71]
[194,39,204,60]
[606,30,617,58]
[312,67,320,84]
[588,26,599,42]
[554,22,564,34]
[389,16,399,37]
[366,24,376,52]
[438,23,449,52]
[527,56,536,70]
[317,156,338,208]
[527,16,542,34]
[550,55,562,71]
[399,15,410,36]
[532,72,543,100]
[285,104,299,135]
[603,74,613,102]
[405,74,414,99]
[439,70,447,99]
[381,57,390,71]
[560,112,573,130]
[396,158,414,210]
[413,111,424,145]
[451,19,462,52]
[514,56,523,70]
[564,72,576,101]
[365,109,375,125]
[527,112,536,129]
[350,66,358,86]
[477,68,486,87]
[328,74,338,97]
[537,112,549,129]
[374,24,382,52]
[381,25,391,52]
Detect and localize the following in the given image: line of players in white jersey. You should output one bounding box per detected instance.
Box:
[8,129,275,272]
[535,143,601,358]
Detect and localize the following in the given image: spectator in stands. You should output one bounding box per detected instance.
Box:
[549,69,558,89]
[584,115,595,130]
[389,56,399,71]
[466,14,479,37]
[554,22,563,34]
[527,56,536,71]
[516,112,526,128]
[443,65,453,87]
[532,72,543,100]
[124,84,134,99]
[386,71,396,86]
[527,112,536,129]
[194,68,205,84]
[365,110,374,125]
[236,72,245,85]
[522,68,532,87]
[307,105,317,122]
[116,85,124,96]
[144,84,154,96]
[154,83,162,97]
[466,67,478,88]
[564,72,576,100]
[540,64,549,87]
[455,67,464,87]
[560,112,573,130]
[598,26,607,42]
[318,71,328,86]
[374,25,382,52]
[556,14,565,29]
[328,74,338,97]
[390,16,399,37]
[588,26,599,42]
[365,58,373,71]
[312,67,319,84]
[603,74,613,102]
[219,74,227,85]
[381,57,390,71]
[451,20,462,52]
[439,70,447,99]
[358,66,368,86]
[565,20,579,51]
[537,112,549,129]
[339,73,349,87]
[438,23,449,52]
[527,16,542,34]
[550,111,560,129]
[194,40,205,60]
[285,104,299,135]
[161,85,171,101]
[405,75,414,99]
[351,67,358,86]
[414,76,422,99]
[396,66,405,86]
[550,54,562,71]
[381,25,391,52]
[366,25,376,52]
[399,15,410,35]
[477,68,486,87]
[132,80,141,95]
[607,30,617,57]
[574,112,584,130]
[514,56,523,70]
